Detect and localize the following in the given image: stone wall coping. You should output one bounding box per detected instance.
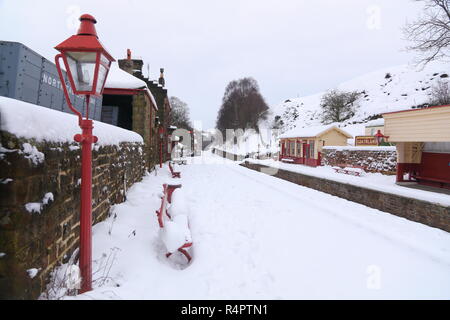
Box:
[323,146,397,152]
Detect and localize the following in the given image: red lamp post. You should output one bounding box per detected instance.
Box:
[374,130,389,146]
[159,126,164,168]
[54,14,115,293]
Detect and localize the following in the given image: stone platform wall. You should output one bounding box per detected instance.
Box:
[0,131,147,299]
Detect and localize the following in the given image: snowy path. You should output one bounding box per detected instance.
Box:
[63,153,450,300]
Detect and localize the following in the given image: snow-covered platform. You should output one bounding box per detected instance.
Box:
[46,152,450,300]
[243,158,450,208]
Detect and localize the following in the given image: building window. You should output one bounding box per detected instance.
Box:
[310,140,315,159]
[290,141,295,156]
[423,142,450,153]
[296,141,301,157]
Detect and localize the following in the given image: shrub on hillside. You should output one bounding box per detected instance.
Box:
[320,89,361,124]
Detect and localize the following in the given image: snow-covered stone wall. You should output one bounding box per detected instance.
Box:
[321,146,397,174]
[0,118,147,299]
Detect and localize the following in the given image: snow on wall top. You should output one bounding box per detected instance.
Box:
[323,146,396,152]
[279,124,352,139]
[0,97,143,145]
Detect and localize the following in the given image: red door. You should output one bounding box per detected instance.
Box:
[302,143,308,165]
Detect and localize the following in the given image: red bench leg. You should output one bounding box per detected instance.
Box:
[178,248,192,262]
[165,249,192,262]
[166,245,192,262]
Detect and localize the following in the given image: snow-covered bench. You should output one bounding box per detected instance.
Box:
[332,164,365,177]
[169,162,181,178]
[155,183,192,262]
[281,158,295,163]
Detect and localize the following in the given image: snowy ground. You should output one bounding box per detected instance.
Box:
[51,152,450,300]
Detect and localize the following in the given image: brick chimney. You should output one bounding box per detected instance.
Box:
[158,68,165,87]
[118,49,143,78]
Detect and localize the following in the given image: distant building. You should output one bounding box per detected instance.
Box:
[279,125,353,167]
[102,63,159,167]
[383,105,450,189]
[118,50,173,163]
[365,118,385,136]
[355,119,385,147]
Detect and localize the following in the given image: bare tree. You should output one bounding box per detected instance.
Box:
[430,79,450,105]
[320,89,361,124]
[216,77,269,135]
[403,0,450,65]
[169,96,193,131]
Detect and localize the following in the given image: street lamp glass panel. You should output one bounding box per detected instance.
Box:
[100,53,110,65]
[95,63,108,95]
[66,51,97,92]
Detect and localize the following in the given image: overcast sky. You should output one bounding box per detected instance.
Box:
[0,0,425,129]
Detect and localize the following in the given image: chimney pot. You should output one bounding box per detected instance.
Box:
[159,68,165,87]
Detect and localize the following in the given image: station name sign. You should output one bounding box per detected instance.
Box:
[355,136,378,146]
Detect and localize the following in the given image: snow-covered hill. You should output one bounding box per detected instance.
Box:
[273,60,449,137]
[215,60,449,154]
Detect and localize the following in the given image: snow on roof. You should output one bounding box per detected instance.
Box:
[0,97,143,145]
[105,63,147,89]
[279,124,352,139]
[105,63,158,110]
[145,88,158,111]
[365,118,385,127]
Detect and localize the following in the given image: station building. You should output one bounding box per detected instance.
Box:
[279,125,353,167]
[383,105,450,190]
[118,50,173,163]
[102,63,159,167]
[355,119,386,147]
